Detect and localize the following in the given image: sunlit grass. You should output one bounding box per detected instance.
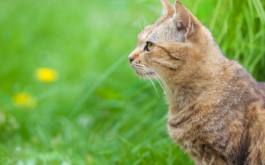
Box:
[0,0,264,164]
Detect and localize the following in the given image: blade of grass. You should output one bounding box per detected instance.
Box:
[70,53,129,117]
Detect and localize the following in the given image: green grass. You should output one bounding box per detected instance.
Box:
[0,0,264,164]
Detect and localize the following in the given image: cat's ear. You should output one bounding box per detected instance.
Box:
[161,0,175,16]
[174,1,195,37]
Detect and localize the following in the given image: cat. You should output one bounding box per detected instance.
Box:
[129,0,265,164]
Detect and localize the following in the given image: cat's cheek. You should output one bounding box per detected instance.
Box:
[140,57,152,67]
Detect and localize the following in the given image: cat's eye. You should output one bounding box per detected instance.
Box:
[144,42,155,52]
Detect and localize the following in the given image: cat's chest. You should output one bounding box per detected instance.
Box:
[167,105,199,142]
[167,106,232,164]
[167,125,227,165]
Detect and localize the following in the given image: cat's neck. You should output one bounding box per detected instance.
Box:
[164,45,230,113]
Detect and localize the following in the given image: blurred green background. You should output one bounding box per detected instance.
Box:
[0,0,265,164]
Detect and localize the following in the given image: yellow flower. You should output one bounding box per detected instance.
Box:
[36,68,58,83]
[13,93,37,108]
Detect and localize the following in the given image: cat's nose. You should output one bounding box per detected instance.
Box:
[129,56,134,63]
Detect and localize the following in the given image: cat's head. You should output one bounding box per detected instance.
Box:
[129,0,216,82]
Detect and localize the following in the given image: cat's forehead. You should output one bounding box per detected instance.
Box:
[138,16,171,41]
[138,26,153,41]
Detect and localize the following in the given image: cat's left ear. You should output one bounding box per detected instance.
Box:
[161,0,175,16]
[174,1,195,37]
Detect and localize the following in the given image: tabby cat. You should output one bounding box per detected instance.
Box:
[129,0,265,164]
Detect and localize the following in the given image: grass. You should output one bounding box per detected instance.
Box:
[0,0,264,164]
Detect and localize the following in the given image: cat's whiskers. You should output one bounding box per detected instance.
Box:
[141,67,165,91]
[136,65,159,96]
[142,15,148,29]
[146,68,176,100]
[152,65,176,100]
[141,67,162,93]
[135,64,176,100]
[143,71,159,96]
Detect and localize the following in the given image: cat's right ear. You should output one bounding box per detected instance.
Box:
[174,1,195,37]
[161,0,175,16]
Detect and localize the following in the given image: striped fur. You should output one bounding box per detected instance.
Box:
[129,0,265,164]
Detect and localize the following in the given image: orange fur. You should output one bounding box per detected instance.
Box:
[129,0,265,164]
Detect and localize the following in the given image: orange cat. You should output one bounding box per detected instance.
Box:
[129,0,265,164]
